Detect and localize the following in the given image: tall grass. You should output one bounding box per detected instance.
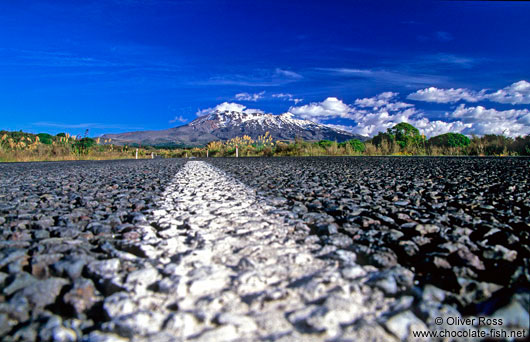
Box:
[1,129,528,162]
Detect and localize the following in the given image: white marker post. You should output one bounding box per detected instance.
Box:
[236,146,239,158]
[136,148,138,160]
[151,152,154,159]
[206,150,209,158]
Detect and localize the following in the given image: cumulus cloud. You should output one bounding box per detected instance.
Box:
[199,89,530,138]
[287,94,427,137]
[407,80,530,105]
[196,102,263,116]
[272,93,303,104]
[287,97,354,121]
[287,93,485,138]
[486,80,530,105]
[412,118,472,137]
[449,104,530,137]
[407,87,485,103]
[355,92,413,111]
[234,91,265,102]
[348,107,423,137]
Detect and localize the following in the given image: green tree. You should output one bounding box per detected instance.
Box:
[37,133,54,145]
[388,122,423,149]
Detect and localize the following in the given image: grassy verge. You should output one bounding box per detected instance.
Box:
[1,129,528,162]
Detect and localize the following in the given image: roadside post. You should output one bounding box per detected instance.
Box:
[136,148,138,160]
[236,146,239,158]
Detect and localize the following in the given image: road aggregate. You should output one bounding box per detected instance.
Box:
[0,157,528,341]
[209,157,530,336]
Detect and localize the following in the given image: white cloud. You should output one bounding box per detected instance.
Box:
[272,93,303,104]
[199,89,530,139]
[355,92,413,111]
[235,91,265,102]
[408,80,530,105]
[196,102,264,117]
[288,97,354,121]
[169,115,187,124]
[287,94,428,137]
[486,80,530,105]
[449,104,530,137]
[287,93,485,138]
[348,107,423,137]
[407,87,485,103]
[412,118,472,137]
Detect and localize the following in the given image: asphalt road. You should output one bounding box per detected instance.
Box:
[0,157,528,341]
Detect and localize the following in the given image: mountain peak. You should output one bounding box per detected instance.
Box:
[102,109,364,147]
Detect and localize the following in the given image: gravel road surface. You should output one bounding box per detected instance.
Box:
[0,157,529,341]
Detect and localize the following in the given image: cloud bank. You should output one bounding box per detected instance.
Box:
[197,80,529,138]
[407,80,530,105]
[287,83,529,137]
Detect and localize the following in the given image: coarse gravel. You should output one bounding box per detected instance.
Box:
[0,156,529,342]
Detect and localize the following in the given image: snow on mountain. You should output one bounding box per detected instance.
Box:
[101,109,363,147]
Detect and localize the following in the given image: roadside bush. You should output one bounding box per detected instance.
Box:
[428,133,470,148]
[339,139,365,153]
[73,137,96,155]
[511,135,530,155]
[317,140,334,148]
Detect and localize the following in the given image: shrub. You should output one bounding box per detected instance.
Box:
[317,140,335,148]
[511,135,530,155]
[428,133,470,148]
[340,139,365,152]
[73,137,96,155]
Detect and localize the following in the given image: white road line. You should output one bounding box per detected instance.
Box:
[123,161,398,341]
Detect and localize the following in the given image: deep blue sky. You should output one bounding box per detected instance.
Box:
[1,0,529,137]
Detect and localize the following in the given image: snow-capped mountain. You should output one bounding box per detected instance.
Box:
[101,110,363,147]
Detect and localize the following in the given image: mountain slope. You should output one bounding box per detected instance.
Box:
[101,110,363,146]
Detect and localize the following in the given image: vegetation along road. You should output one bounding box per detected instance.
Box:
[0,157,528,341]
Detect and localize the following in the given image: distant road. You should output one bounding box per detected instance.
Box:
[0,157,528,341]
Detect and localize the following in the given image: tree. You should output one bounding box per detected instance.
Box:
[388,122,422,149]
[37,133,54,145]
[428,133,470,148]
